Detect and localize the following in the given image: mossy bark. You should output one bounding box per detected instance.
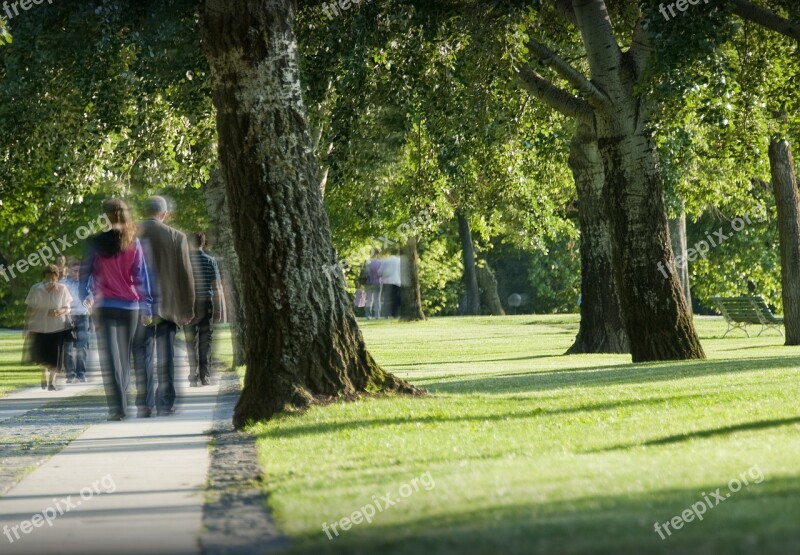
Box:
[200,0,421,427]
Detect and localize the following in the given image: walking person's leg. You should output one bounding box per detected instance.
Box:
[63,336,76,382]
[115,308,138,418]
[74,315,89,381]
[96,308,124,418]
[156,320,177,415]
[198,300,213,384]
[132,318,156,416]
[184,321,199,386]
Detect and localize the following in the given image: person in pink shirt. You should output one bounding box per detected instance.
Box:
[81,199,152,421]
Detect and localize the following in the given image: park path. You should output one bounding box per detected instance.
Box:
[0,343,222,555]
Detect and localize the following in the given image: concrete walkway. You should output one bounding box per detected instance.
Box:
[0,344,222,555]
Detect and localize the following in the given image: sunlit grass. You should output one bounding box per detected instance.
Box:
[250,315,800,555]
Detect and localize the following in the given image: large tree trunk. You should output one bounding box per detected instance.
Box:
[203,169,246,367]
[669,208,692,310]
[566,125,629,354]
[476,261,505,316]
[456,210,481,315]
[200,0,419,427]
[400,235,425,321]
[574,1,704,362]
[769,138,800,345]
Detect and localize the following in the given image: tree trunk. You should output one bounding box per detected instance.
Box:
[669,208,692,311]
[476,261,505,316]
[566,124,629,354]
[203,169,246,367]
[200,0,420,427]
[456,210,481,316]
[400,235,425,321]
[569,0,704,362]
[769,138,800,345]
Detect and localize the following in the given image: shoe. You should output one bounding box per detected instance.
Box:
[201,377,211,386]
[66,378,75,384]
[137,408,152,418]
[157,408,175,416]
[77,376,86,383]
[189,381,198,388]
[106,414,124,421]
[48,384,57,391]
[41,380,47,390]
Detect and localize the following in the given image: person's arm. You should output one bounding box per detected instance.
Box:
[210,258,226,324]
[134,241,153,320]
[79,250,95,304]
[177,234,195,324]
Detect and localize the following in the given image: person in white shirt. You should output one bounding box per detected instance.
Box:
[24,264,73,390]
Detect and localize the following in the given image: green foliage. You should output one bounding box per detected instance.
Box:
[418,237,462,316]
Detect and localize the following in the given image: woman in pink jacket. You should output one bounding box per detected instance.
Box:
[81,199,152,421]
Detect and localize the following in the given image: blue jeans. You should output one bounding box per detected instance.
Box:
[64,315,89,379]
[155,320,178,413]
[133,318,156,412]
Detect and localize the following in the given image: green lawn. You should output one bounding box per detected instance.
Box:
[0,332,40,396]
[250,315,800,555]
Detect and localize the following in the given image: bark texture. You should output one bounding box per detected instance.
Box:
[769,139,800,345]
[203,169,247,367]
[669,209,692,310]
[456,211,481,316]
[575,1,704,362]
[566,125,629,354]
[477,261,505,316]
[400,236,425,321]
[200,0,419,427]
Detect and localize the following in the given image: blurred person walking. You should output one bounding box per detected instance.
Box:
[62,258,91,383]
[81,199,152,420]
[364,249,382,319]
[380,249,402,318]
[136,196,194,416]
[185,232,225,387]
[23,264,73,391]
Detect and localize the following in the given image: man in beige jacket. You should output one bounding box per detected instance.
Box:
[134,196,194,417]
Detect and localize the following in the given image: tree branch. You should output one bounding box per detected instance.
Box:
[571,0,622,88]
[516,66,595,124]
[729,0,800,42]
[527,36,609,106]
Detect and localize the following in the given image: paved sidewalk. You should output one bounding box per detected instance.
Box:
[0,377,221,555]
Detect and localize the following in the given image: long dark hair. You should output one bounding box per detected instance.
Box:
[102,198,137,251]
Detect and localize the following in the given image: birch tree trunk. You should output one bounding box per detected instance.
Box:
[400,235,425,321]
[769,138,800,345]
[574,0,704,362]
[203,169,246,367]
[200,0,419,426]
[669,209,692,310]
[456,210,481,315]
[566,124,629,354]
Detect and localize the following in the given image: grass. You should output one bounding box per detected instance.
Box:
[0,332,40,396]
[249,315,800,555]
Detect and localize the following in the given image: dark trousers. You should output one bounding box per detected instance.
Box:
[382,284,401,318]
[96,308,138,418]
[185,300,213,382]
[132,318,156,411]
[155,320,178,413]
[64,314,89,379]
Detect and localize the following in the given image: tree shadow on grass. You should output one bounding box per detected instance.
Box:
[253,393,710,441]
[593,416,800,452]
[282,475,800,555]
[423,356,800,395]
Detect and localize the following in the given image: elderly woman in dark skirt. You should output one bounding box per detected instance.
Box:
[24,264,73,391]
